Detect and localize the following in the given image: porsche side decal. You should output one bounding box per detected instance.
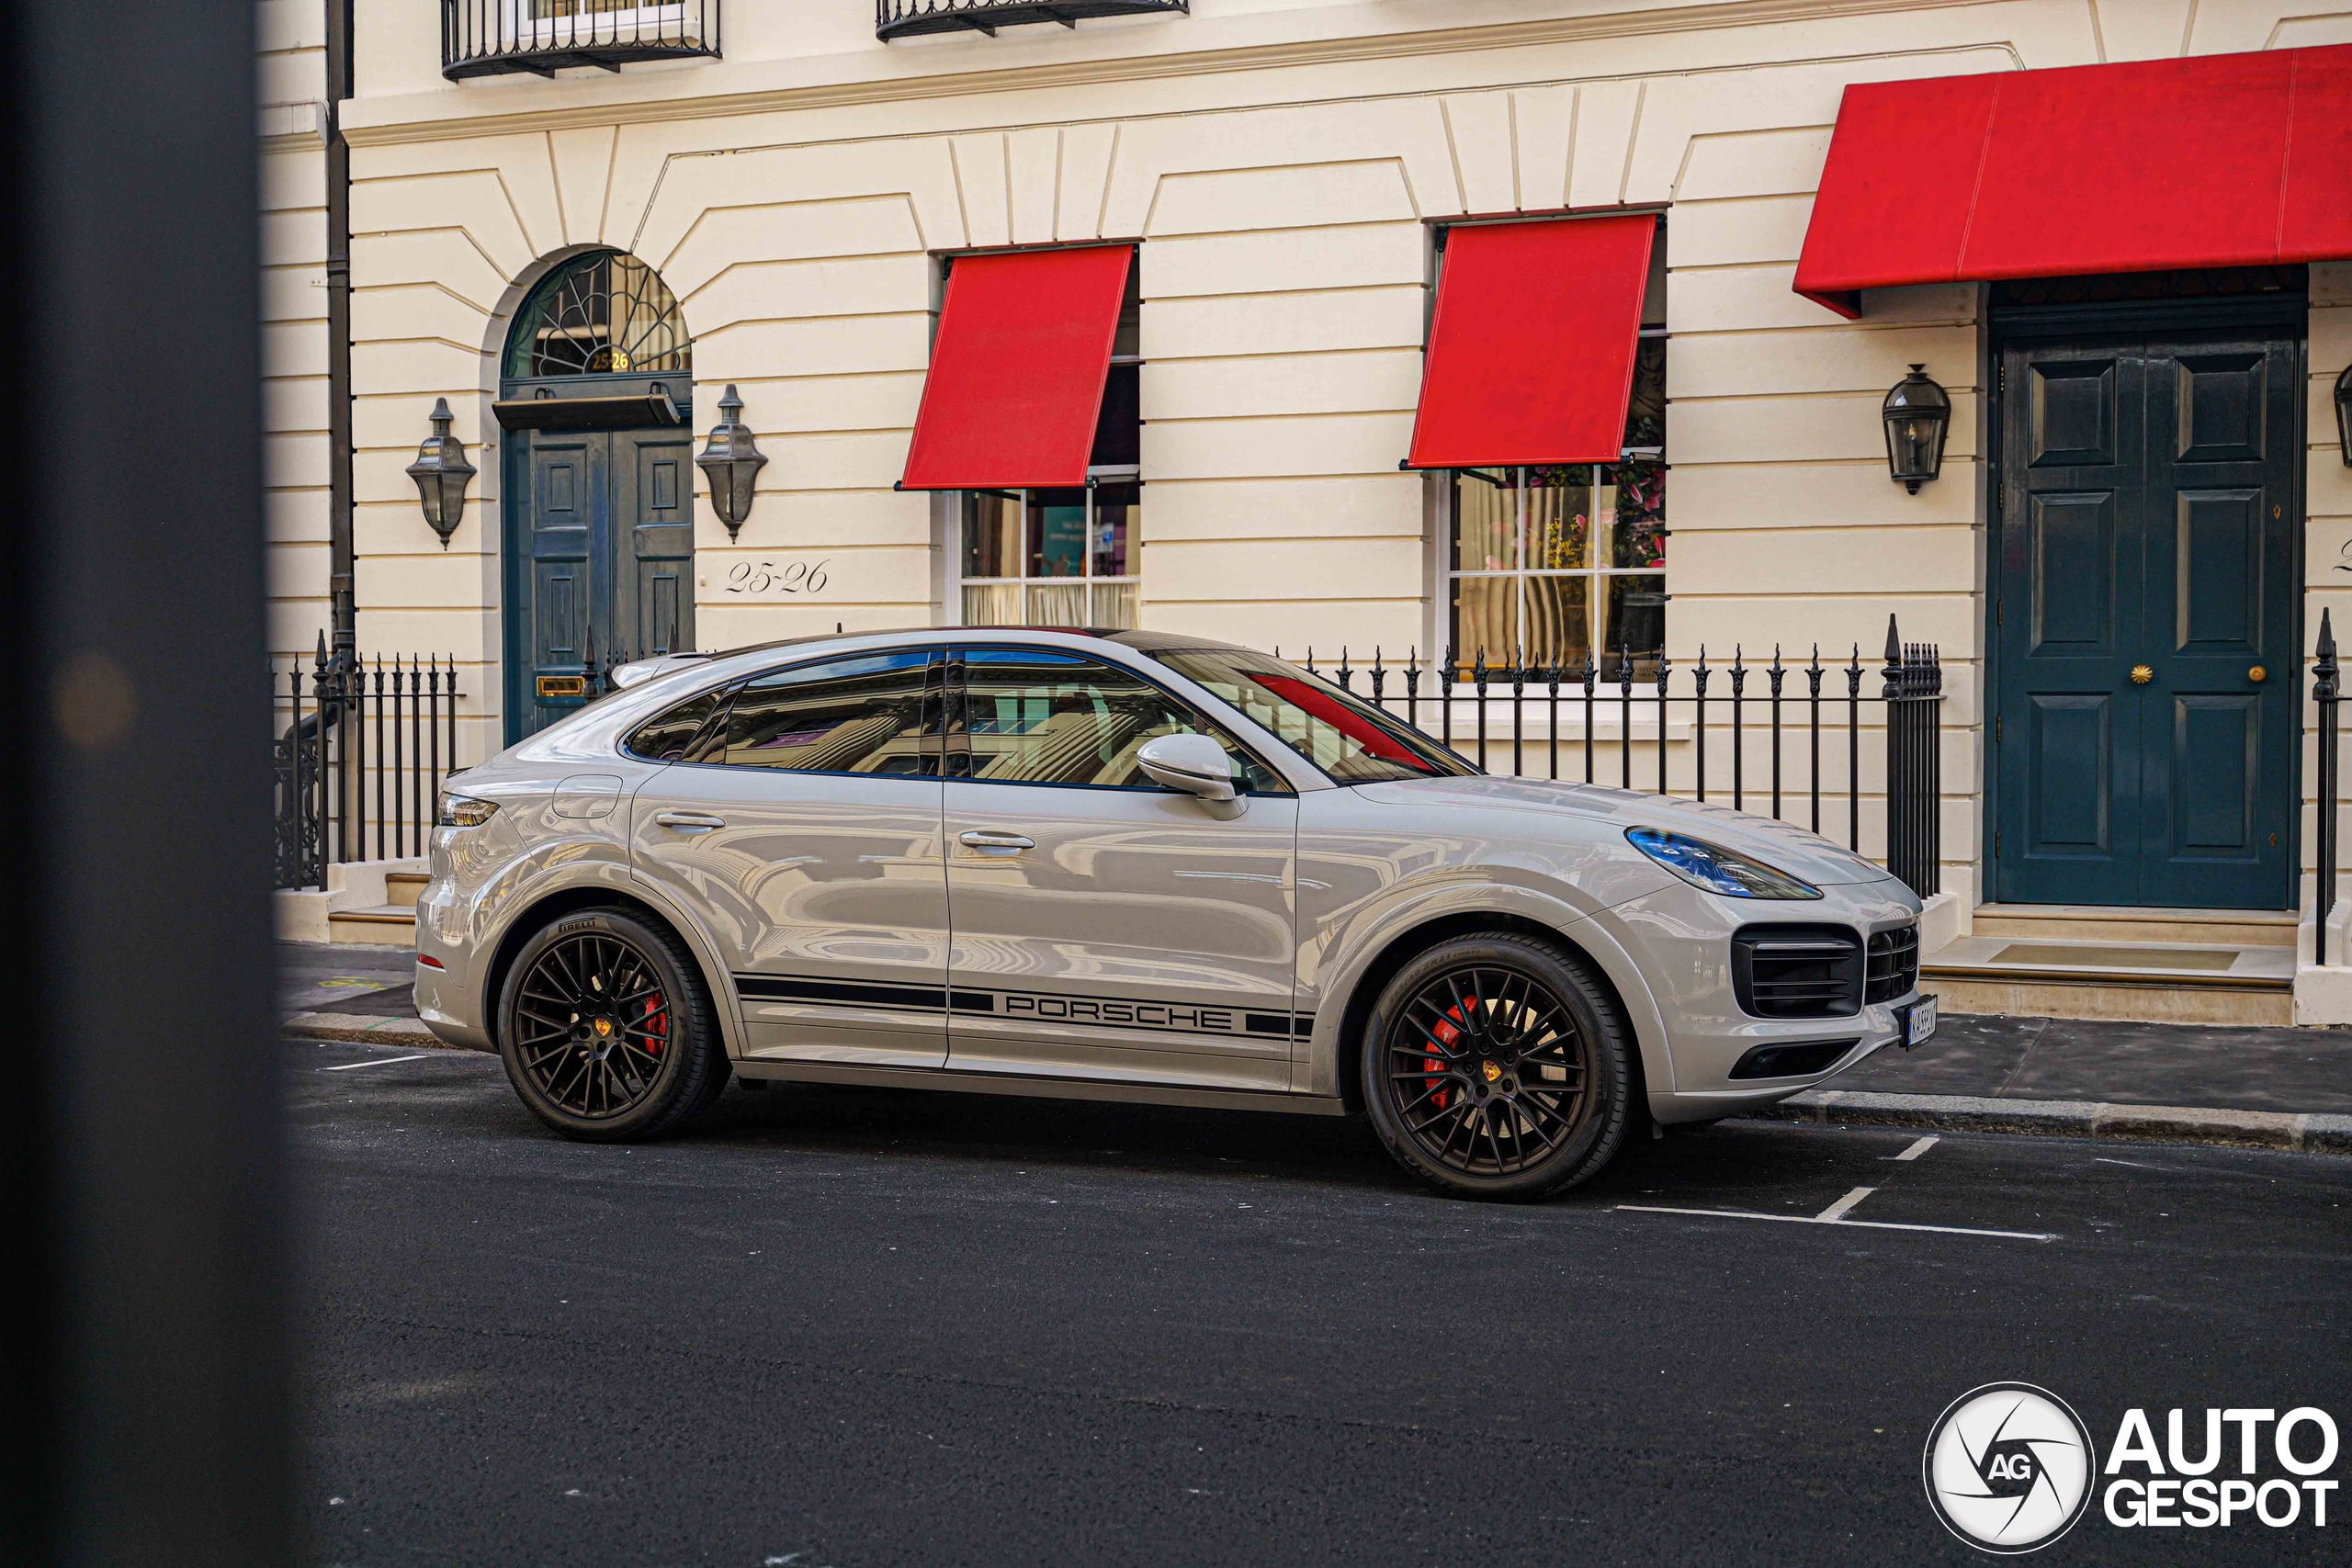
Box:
[734,973,1307,1042]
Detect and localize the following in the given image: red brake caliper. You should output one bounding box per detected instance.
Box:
[640,992,667,1055]
[1423,1005,1467,1111]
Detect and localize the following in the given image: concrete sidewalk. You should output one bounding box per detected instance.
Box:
[279,942,435,1046]
[278,942,2352,1151]
[1757,1010,2352,1152]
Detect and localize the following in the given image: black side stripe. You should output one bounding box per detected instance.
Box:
[734,972,1312,1042]
[735,975,945,1011]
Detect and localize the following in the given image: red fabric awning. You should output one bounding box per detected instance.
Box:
[1407,214,1656,469]
[900,244,1131,490]
[1795,45,2352,316]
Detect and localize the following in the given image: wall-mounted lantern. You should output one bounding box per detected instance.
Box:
[695,384,768,539]
[405,397,475,550]
[2335,364,2351,467]
[1882,365,1951,494]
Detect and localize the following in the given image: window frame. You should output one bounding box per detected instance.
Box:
[1146,644,1479,785]
[618,682,729,764]
[626,650,948,781]
[946,250,1144,631]
[945,644,1294,796]
[1430,213,1668,671]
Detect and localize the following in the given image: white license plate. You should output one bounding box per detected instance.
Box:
[1905,994,1939,1047]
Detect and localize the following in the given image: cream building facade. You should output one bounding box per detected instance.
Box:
[265,1,2352,1014]
[259,1,333,661]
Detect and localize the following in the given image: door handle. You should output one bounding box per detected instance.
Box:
[2249,666,2267,683]
[958,829,1035,852]
[654,811,727,833]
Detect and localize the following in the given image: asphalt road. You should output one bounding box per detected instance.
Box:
[293,1041,2352,1566]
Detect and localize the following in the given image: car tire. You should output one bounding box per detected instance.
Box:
[495,907,726,1143]
[1360,932,1634,1201]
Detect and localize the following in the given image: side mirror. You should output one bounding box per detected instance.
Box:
[1136,732,1238,804]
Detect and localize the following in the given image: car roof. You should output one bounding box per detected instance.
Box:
[608,628,1263,705]
[665,626,1253,670]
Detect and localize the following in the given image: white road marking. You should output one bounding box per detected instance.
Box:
[1890,1135,1939,1162]
[1815,1186,1877,1221]
[1615,1204,2056,1242]
[322,1054,430,1072]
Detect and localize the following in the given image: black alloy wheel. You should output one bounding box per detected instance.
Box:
[1362,933,1633,1199]
[497,908,725,1142]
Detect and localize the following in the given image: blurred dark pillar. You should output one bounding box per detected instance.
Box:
[1,1,288,1564]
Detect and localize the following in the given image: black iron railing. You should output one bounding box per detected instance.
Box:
[443,0,719,79]
[2315,609,2341,964]
[274,639,465,889]
[1283,615,1946,900]
[877,0,1187,42]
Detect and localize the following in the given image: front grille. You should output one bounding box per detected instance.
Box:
[1866,925,1920,1003]
[1732,925,1862,1019]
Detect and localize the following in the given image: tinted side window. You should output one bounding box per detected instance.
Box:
[724,652,934,775]
[624,688,724,762]
[960,649,1286,793]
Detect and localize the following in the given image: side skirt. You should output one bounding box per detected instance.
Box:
[730,1059,1350,1118]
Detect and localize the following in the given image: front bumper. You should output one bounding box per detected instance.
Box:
[1602,875,1923,1120]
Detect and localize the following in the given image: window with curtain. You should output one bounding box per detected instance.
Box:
[1447,233,1667,673]
[956,264,1142,630]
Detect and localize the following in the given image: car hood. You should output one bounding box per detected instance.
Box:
[1350,776,1906,888]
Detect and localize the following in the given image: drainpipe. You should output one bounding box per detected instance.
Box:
[325,0,355,661]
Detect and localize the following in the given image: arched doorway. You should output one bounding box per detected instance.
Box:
[498,250,695,739]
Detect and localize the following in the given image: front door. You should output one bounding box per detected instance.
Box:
[942,648,1300,1092]
[1994,333,2301,908]
[505,412,696,739]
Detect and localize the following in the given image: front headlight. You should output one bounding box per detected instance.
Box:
[1626,827,1821,899]
[436,793,497,829]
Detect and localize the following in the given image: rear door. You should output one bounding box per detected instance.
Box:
[630,649,950,1067]
[942,648,1300,1092]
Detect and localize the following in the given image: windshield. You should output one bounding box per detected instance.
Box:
[1152,649,1476,784]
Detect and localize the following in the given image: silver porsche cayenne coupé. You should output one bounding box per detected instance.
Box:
[415,628,1928,1200]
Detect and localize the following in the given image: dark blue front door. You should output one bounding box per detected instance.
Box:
[503,387,695,740]
[1994,333,2300,908]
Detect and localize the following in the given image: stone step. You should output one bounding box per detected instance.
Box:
[1923,934,2294,1026]
[384,871,430,910]
[1971,903,2300,949]
[325,905,417,949]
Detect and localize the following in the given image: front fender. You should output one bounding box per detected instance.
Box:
[1300,880,1676,1104]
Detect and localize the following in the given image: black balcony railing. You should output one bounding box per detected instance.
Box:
[877,0,1187,42]
[2315,610,2341,963]
[444,0,719,80]
[275,640,466,889]
[1273,616,1947,901]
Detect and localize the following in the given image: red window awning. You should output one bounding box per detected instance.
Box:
[899,244,1132,491]
[1406,214,1656,469]
[1794,45,2352,317]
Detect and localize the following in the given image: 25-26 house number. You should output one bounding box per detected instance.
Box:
[723,558,830,596]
